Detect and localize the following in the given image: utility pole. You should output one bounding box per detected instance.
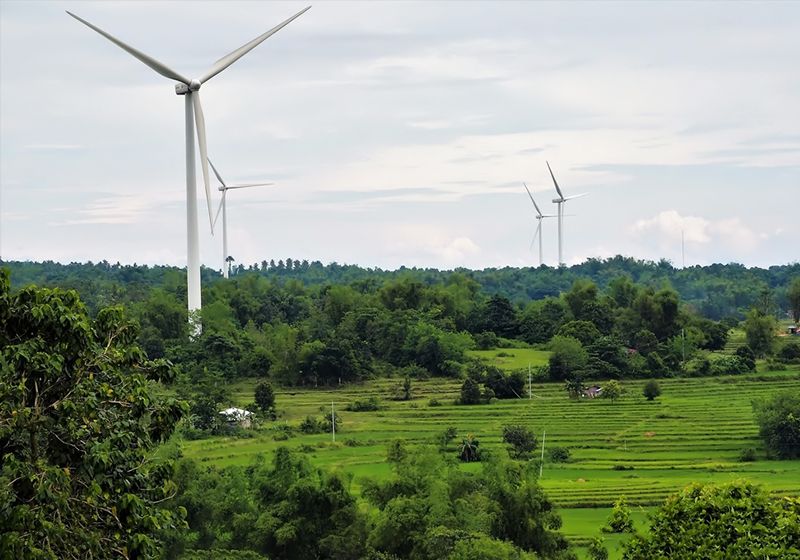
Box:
[539,429,546,478]
[528,364,532,400]
[331,401,336,442]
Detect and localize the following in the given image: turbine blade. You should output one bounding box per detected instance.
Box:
[66,11,190,84]
[226,182,275,189]
[192,92,214,233]
[200,6,311,83]
[213,191,226,230]
[208,158,227,188]
[546,161,565,200]
[564,193,588,201]
[523,182,543,216]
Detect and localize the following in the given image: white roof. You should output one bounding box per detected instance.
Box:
[219,407,254,418]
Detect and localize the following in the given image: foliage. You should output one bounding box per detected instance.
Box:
[642,379,661,401]
[744,308,777,357]
[345,396,382,412]
[601,380,624,403]
[502,425,538,459]
[789,277,800,324]
[622,481,800,559]
[602,497,634,533]
[254,381,276,418]
[548,336,588,381]
[753,391,800,459]
[779,342,800,363]
[547,447,571,463]
[735,345,757,371]
[363,447,574,560]
[459,377,483,405]
[459,435,481,462]
[167,449,368,560]
[0,271,186,559]
[587,537,609,560]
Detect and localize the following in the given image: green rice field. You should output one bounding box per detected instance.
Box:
[179,367,800,558]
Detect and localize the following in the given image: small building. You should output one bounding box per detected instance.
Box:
[581,385,603,399]
[789,325,798,335]
[219,407,254,429]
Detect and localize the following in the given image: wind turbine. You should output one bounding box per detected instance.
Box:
[522,182,557,266]
[547,161,587,267]
[209,159,274,279]
[67,6,310,321]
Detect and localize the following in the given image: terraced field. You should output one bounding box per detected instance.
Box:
[179,368,800,558]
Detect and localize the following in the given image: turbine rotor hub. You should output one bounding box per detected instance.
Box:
[189,79,202,91]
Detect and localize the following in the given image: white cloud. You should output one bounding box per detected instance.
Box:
[632,210,762,253]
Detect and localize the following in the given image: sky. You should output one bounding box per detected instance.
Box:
[1,1,798,271]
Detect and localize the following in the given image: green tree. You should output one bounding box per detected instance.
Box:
[753,391,800,459]
[254,381,276,418]
[601,380,624,403]
[602,497,634,533]
[0,271,186,559]
[460,377,483,405]
[642,380,661,401]
[744,308,777,357]
[789,277,800,324]
[587,537,609,560]
[548,336,588,381]
[623,482,800,560]
[502,424,538,459]
[459,435,481,462]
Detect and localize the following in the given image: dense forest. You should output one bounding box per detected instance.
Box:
[4,257,799,320]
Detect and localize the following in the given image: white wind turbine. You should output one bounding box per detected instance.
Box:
[547,161,587,267]
[209,159,274,279]
[67,6,310,320]
[523,182,557,266]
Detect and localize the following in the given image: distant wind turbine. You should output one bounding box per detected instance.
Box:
[67,6,310,321]
[209,159,274,279]
[523,182,557,266]
[547,162,587,267]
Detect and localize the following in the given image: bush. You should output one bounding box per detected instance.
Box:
[437,426,459,450]
[345,396,382,412]
[428,398,442,407]
[738,447,757,462]
[643,380,661,401]
[474,331,499,350]
[459,377,483,405]
[501,424,537,459]
[710,355,748,375]
[753,391,800,459]
[547,446,571,463]
[735,345,757,371]
[459,435,481,462]
[588,536,609,560]
[254,381,277,418]
[778,341,800,363]
[602,497,634,533]
[622,481,800,559]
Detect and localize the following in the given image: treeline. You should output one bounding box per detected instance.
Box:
[4,256,799,319]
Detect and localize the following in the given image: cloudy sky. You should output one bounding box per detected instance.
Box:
[1,1,798,271]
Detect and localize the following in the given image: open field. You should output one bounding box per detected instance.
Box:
[466,347,551,371]
[179,367,800,558]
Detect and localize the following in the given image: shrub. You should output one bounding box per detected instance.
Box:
[547,446,571,463]
[778,341,800,363]
[643,379,661,401]
[459,377,483,405]
[753,391,800,459]
[738,447,757,462]
[458,435,481,462]
[428,398,442,407]
[710,355,747,375]
[588,536,609,560]
[501,424,537,459]
[474,331,499,350]
[735,345,757,371]
[602,497,634,533]
[437,426,459,450]
[345,396,382,412]
[254,381,277,418]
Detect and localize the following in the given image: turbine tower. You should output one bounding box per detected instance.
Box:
[209,159,274,279]
[523,182,556,266]
[67,7,310,321]
[547,161,587,267]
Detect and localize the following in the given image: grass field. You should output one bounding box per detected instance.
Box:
[178,366,800,559]
[466,347,550,370]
